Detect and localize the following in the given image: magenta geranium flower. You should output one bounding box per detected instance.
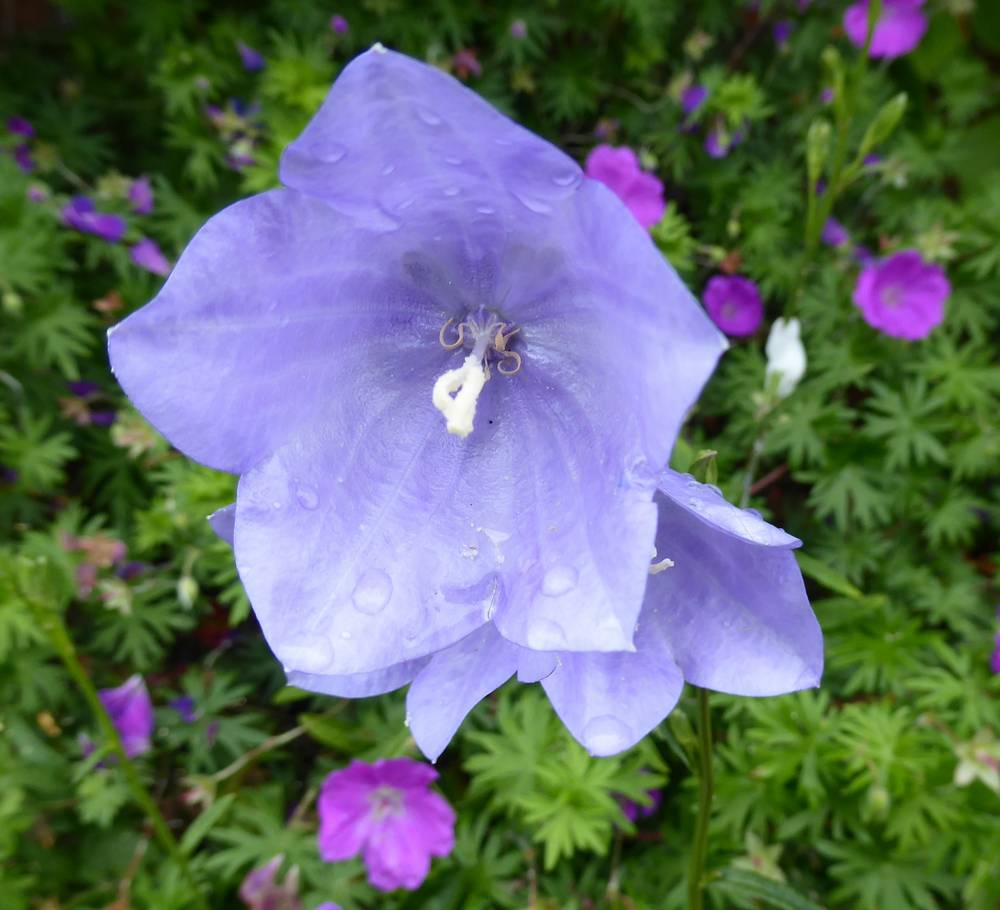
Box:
[98,675,154,757]
[62,196,126,243]
[852,249,948,340]
[111,47,820,763]
[317,758,455,891]
[584,144,666,230]
[130,237,172,276]
[843,0,927,59]
[703,274,764,336]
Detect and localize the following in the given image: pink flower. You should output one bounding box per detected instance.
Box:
[852,250,948,340]
[317,758,455,891]
[584,145,665,231]
[703,275,764,337]
[843,0,927,59]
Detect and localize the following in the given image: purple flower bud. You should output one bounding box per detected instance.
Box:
[618,786,663,823]
[510,18,527,39]
[821,217,849,247]
[239,856,301,910]
[318,758,455,891]
[584,144,665,231]
[7,115,34,137]
[703,275,764,337]
[820,87,834,104]
[681,84,708,116]
[772,20,794,48]
[90,410,117,426]
[129,176,154,215]
[843,0,927,60]
[68,380,101,397]
[27,185,46,203]
[863,153,882,167]
[237,41,266,72]
[330,14,349,34]
[852,249,949,340]
[61,196,126,243]
[98,675,154,758]
[130,237,172,276]
[990,633,1000,675]
[13,144,34,173]
[170,695,197,723]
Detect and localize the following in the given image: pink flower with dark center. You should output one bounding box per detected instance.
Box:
[843,0,927,59]
[317,758,455,891]
[852,249,948,340]
[98,675,154,758]
[584,145,665,231]
[703,275,764,337]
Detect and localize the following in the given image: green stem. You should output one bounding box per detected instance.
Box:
[688,687,715,910]
[23,596,210,910]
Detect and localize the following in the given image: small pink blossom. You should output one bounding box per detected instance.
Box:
[703,275,764,337]
[852,249,948,340]
[584,145,665,231]
[843,0,927,59]
[317,758,455,891]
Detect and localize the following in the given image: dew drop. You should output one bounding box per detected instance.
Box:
[320,143,346,164]
[351,568,393,615]
[551,169,581,187]
[541,565,578,596]
[281,638,333,673]
[271,501,282,510]
[526,617,568,650]
[416,106,442,126]
[582,715,632,755]
[380,163,396,176]
[513,192,553,215]
[443,185,460,197]
[294,484,319,510]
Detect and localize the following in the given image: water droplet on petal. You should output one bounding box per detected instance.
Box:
[526,617,568,650]
[551,169,581,187]
[541,565,578,597]
[445,156,462,165]
[443,185,460,196]
[416,106,442,126]
[583,715,632,755]
[476,205,496,215]
[271,501,282,510]
[294,484,319,510]
[352,569,393,615]
[380,163,395,176]
[320,143,346,164]
[514,192,553,215]
[281,638,333,673]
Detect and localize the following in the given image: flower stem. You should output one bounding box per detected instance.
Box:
[688,687,715,910]
[21,591,210,910]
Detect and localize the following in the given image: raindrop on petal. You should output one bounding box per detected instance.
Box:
[351,568,393,615]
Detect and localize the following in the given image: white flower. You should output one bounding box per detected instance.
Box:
[765,317,806,399]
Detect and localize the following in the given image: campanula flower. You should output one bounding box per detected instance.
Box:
[584,144,665,230]
[111,47,819,762]
[130,237,172,276]
[704,274,764,336]
[852,249,948,340]
[98,675,154,757]
[317,758,455,891]
[129,176,154,214]
[843,0,927,59]
[61,196,126,242]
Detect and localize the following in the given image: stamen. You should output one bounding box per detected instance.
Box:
[438,318,465,350]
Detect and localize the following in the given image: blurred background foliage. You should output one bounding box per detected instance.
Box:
[0,0,998,908]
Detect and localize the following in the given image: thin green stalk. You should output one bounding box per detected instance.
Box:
[687,687,715,910]
[23,594,210,910]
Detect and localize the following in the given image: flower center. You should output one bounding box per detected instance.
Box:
[432,308,521,438]
[367,785,405,821]
[880,285,903,308]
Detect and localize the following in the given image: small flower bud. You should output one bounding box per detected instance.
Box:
[764,318,806,399]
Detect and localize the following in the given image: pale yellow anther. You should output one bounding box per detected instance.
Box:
[432,355,487,438]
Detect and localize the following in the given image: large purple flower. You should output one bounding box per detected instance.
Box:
[317,758,455,891]
[110,48,819,760]
[584,144,666,230]
[843,0,927,59]
[852,249,948,340]
[99,674,154,757]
